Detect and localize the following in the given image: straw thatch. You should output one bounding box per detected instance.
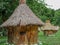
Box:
[0,4,44,27]
[41,20,59,30]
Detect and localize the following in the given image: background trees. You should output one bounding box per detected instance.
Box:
[0,0,60,45]
[0,0,60,26]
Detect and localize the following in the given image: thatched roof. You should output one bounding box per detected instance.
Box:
[0,0,44,27]
[41,20,59,30]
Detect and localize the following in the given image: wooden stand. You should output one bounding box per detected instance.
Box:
[7,25,38,45]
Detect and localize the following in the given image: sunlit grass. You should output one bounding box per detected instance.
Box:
[0,36,7,45]
[38,30,60,45]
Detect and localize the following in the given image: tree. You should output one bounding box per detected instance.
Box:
[53,9,60,26]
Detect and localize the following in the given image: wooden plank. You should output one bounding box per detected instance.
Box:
[26,25,38,45]
[7,27,14,43]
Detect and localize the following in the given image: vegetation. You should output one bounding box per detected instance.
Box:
[0,0,60,25]
[0,30,60,45]
[0,0,60,45]
[38,30,60,45]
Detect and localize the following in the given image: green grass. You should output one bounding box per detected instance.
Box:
[0,36,7,45]
[0,30,60,45]
[38,30,60,45]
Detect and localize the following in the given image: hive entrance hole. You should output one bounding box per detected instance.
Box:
[20,32,26,35]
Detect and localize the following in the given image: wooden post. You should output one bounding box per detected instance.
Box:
[43,30,48,36]
[8,27,14,44]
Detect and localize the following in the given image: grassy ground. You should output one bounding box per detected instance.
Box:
[0,36,7,45]
[38,30,60,45]
[0,30,60,45]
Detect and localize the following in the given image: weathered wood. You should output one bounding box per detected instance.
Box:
[26,25,38,45]
[13,26,28,45]
[7,25,38,45]
[43,30,57,36]
[7,27,14,43]
[19,0,26,4]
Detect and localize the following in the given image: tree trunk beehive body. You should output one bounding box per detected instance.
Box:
[43,30,57,36]
[7,25,38,45]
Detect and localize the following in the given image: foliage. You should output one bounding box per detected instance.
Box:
[0,0,60,37]
[0,0,60,26]
[53,9,60,26]
[27,0,60,26]
[0,1,60,45]
[0,0,19,24]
